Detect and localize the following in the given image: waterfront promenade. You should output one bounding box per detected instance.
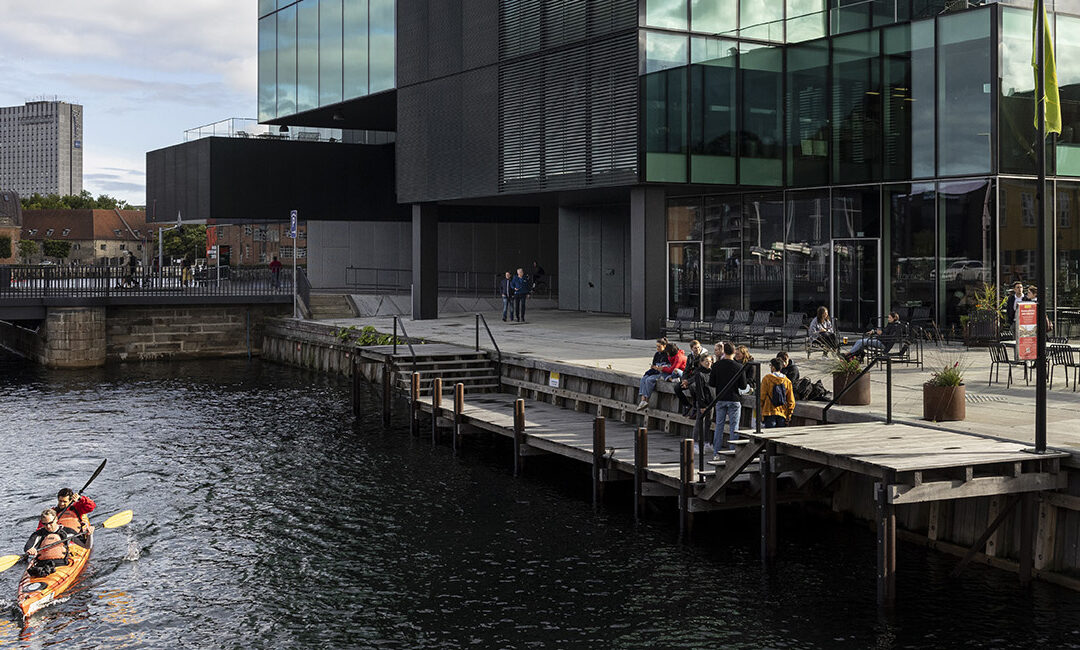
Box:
[322,308,1080,460]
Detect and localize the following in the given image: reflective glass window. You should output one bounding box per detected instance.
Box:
[742,193,785,315]
[937,9,992,176]
[690,37,736,184]
[882,20,935,180]
[258,16,277,122]
[1056,14,1080,175]
[646,0,688,30]
[833,30,882,184]
[320,0,343,107]
[669,243,702,319]
[297,0,319,113]
[276,4,297,117]
[787,0,827,42]
[998,178,1036,290]
[691,0,736,34]
[343,0,369,99]
[885,183,936,325]
[644,32,689,182]
[938,179,996,334]
[740,1,783,41]
[259,0,277,17]
[703,195,744,315]
[668,197,703,241]
[1000,8,1038,174]
[369,0,395,92]
[1057,181,1080,332]
[739,43,783,186]
[786,39,829,187]
[831,0,869,34]
[785,190,830,319]
[832,186,881,238]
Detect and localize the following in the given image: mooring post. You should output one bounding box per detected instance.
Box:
[382,358,392,427]
[513,399,525,477]
[1019,491,1035,586]
[886,357,893,425]
[453,382,465,452]
[761,441,778,563]
[678,438,694,538]
[351,357,361,417]
[592,416,606,506]
[431,377,443,445]
[410,372,420,436]
[876,477,897,607]
[634,427,648,522]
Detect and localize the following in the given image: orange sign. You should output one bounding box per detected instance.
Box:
[206,226,218,259]
[1016,302,1038,360]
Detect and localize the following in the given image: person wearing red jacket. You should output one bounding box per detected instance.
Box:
[637,343,687,410]
[37,488,96,534]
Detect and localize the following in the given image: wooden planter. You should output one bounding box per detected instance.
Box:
[832,372,871,406]
[923,384,966,422]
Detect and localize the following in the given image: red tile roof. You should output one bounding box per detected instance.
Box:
[22,209,149,241]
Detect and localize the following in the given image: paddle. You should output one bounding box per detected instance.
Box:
[52,459,107,526]
[0,510,133,573]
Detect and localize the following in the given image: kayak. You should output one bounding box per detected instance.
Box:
[14,532,93,623]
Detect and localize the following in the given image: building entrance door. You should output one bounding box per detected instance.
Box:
[832,238,880,333]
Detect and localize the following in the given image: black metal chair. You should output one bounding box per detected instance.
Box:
[743,310,774,346]
[695,309,732,343]
[778,313,807,351]
[1049,344,1080,391]
[725,310,752,341]
[661,307,696,341]
[866,323,923,369]
[988,343,1028,388]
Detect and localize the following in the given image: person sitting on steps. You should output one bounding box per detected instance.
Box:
[637,343,687,410]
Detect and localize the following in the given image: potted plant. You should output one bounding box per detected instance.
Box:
[923,361,966,422]
[829,355,871,406]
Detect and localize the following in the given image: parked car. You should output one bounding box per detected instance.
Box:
[933,260,989,282]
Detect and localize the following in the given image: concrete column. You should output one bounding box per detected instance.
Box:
[44,307,106,368]
[412,203,438,320]
[630,187,666,339]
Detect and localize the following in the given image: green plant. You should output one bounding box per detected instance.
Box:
[926,362,964,387]
[17,239,38,260]
[972,282,1007,324]
[828,355,862,376]
[42,239,71,259]
[0,235,10,259]
[335,325,358,342]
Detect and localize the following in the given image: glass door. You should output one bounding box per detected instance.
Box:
[668,242,702,319]
[832,238,881,332]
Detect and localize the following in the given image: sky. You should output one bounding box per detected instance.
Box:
[0,0,257,206]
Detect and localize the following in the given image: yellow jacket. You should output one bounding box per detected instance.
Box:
[760,372,795,420]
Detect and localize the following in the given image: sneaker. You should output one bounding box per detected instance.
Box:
[637,399,649,411]
[712,454,721,462]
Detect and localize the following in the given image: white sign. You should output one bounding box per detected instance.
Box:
[549,372,560,388]
[289,210,298,239]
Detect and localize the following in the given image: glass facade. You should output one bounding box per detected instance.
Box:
[258,0,395,122]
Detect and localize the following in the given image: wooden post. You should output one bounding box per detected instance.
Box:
[1035,497,1058,571]
[876,479,897,607]
[409,372,420,436]
[634,427,648,522]
[761,442,778,563]
[592,416,606,506]
[679,438,694,538]
[513,399,525,477]
[453,382,465,452]
[351,357,361,417]
[382,358,392,427]
[1019,492,1035,585]
[431,377,443,445]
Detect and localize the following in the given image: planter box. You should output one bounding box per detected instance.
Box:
[832,372,871,406]
[923,384,966,422]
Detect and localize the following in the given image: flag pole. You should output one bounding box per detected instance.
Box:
[1035,0,1048,454]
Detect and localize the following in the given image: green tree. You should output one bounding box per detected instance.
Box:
[0,236,10,259]
[18,239,38,261]
[41,240,72,259]
[155,225,207,261]
[20,191,132,210]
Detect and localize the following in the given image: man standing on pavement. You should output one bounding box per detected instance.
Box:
[708,342,747,457]
[500,271,514,321]
[510,267,530,322]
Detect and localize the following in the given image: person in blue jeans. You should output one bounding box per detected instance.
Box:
[637,343,687,409]
[510,268,530,322]
[499,271,514,321]
[708,342,747,457]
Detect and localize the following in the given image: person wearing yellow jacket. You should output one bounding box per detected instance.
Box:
[760,358,795,428]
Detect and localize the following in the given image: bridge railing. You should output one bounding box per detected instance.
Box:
[0,265,294,299]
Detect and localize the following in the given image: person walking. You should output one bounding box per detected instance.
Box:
[500,271,514,321]
[1005,281,1025,326]
[269,255,283,289]
[510,267,530,322]
[761,358,795,428]
[181,257,193,288]
[709,342,747,456]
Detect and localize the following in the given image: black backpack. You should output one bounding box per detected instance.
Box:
[794,377,813,401]
[808,379,831,401]
[770,381,790,409]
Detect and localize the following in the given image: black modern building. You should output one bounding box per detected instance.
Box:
[146,0,1080,338]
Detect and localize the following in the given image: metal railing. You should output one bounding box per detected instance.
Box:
[344,266,558,299]
[695,361,763,476]
[296,266,312,317]
[0,265,292,299]
[821,357,893,425]
[392,316,418,372]
[475,313,502,390]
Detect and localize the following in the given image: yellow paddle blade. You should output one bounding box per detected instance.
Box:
[102,510,133,529]
[0,554,21,573]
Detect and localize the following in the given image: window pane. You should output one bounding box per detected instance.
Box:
[832,30,882,184]
[703,195,744,315]
[690,37,736,183]
[740,1,783,40]
[832,186,881,238]
[258,16,277,121]
[343,0,369,99]
[369,0,395,92]
[1000,8,1038,174]
[691,0,735,34]
[886,183,936,325]
[999,178,1037,292]
[667,197,703,240]
[786,39,829,187]
[938,179,996,334]
[276,4,297,117]
[1057,181,1080,333]
[646,0,687,30]
[831,0,869,35]
[669,244,701,319]
[644,30,689,73]
[740,44,783,186]
[297,0,319,113]
[1056,15,1080,175]
[787,0,826,42]
[938,8,992,176]
[644,32,689,182]
[785,190,830,319]
[320,0,343,107]
[743,194,785,315]
[259,0,276,17]
[883,20,935,180]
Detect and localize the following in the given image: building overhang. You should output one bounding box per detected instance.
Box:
[262,90,396,132]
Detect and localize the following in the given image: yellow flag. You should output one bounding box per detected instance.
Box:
[1033,3,1062,135]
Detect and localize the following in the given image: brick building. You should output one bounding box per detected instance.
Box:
[211,221,307,268]
[21,209,149,264]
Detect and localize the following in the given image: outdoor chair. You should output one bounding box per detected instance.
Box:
[742,310,774,346]
[1049,344,1080,391]
[988,343,1028,388]
[778,313,807,351]
[726,310,752,341]
[865,323,922,369]
[894,306,911,323]
[695,309,732,343]
[660,307,696,341]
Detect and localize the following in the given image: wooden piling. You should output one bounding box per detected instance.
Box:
[431,377,443,445]
[1019,492,1035,586]
[592,416,606,506]
[453,382,465,452]
[409,372,420,436]
[876,478,897,607]
[634,427,648,522]
[382,358,392,426]
[513,399,525,477]
[761,442,777,563]
[679,438,694,538]
[351,357,361,417]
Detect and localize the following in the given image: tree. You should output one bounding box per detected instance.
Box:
[41,240,72,259]
[155,225,207,261]
[20,191,132,210]
[18,239,38,262]
[0,236,10,259]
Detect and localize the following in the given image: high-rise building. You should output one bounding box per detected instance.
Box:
[0,101,84,198]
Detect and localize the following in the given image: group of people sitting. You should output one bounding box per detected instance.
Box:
[22,489,96,577]
[635,337,800,461]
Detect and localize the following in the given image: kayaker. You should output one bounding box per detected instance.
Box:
[24,509,78,574]
[38,488,96,533]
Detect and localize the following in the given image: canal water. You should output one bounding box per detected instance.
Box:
[0,354,1077,648]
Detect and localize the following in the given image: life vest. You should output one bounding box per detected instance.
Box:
[57,511,80,529]
[36,531,67,562]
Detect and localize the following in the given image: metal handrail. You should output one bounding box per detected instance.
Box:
[822,356,894,424]
[475,313,503,390]
[695,361,763,476]
[392,315,418,372]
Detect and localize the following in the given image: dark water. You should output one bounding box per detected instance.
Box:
[0,355,1077,649]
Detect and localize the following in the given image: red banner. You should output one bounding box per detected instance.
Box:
[206,226,217,258]
[1016,302,1038,360]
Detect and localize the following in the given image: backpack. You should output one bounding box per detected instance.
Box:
[794,377,813,401]
[770,380,790,409]
[808,379,830,401]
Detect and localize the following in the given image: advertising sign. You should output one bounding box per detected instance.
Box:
[289,210,298,239]
[206,225,217,256]
[1016,302,1038,360]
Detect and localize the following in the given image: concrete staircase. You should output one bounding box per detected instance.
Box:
[391,349,500,396]
[308,293,355,320]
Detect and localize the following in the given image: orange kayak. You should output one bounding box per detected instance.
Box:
[15,533,92,623]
